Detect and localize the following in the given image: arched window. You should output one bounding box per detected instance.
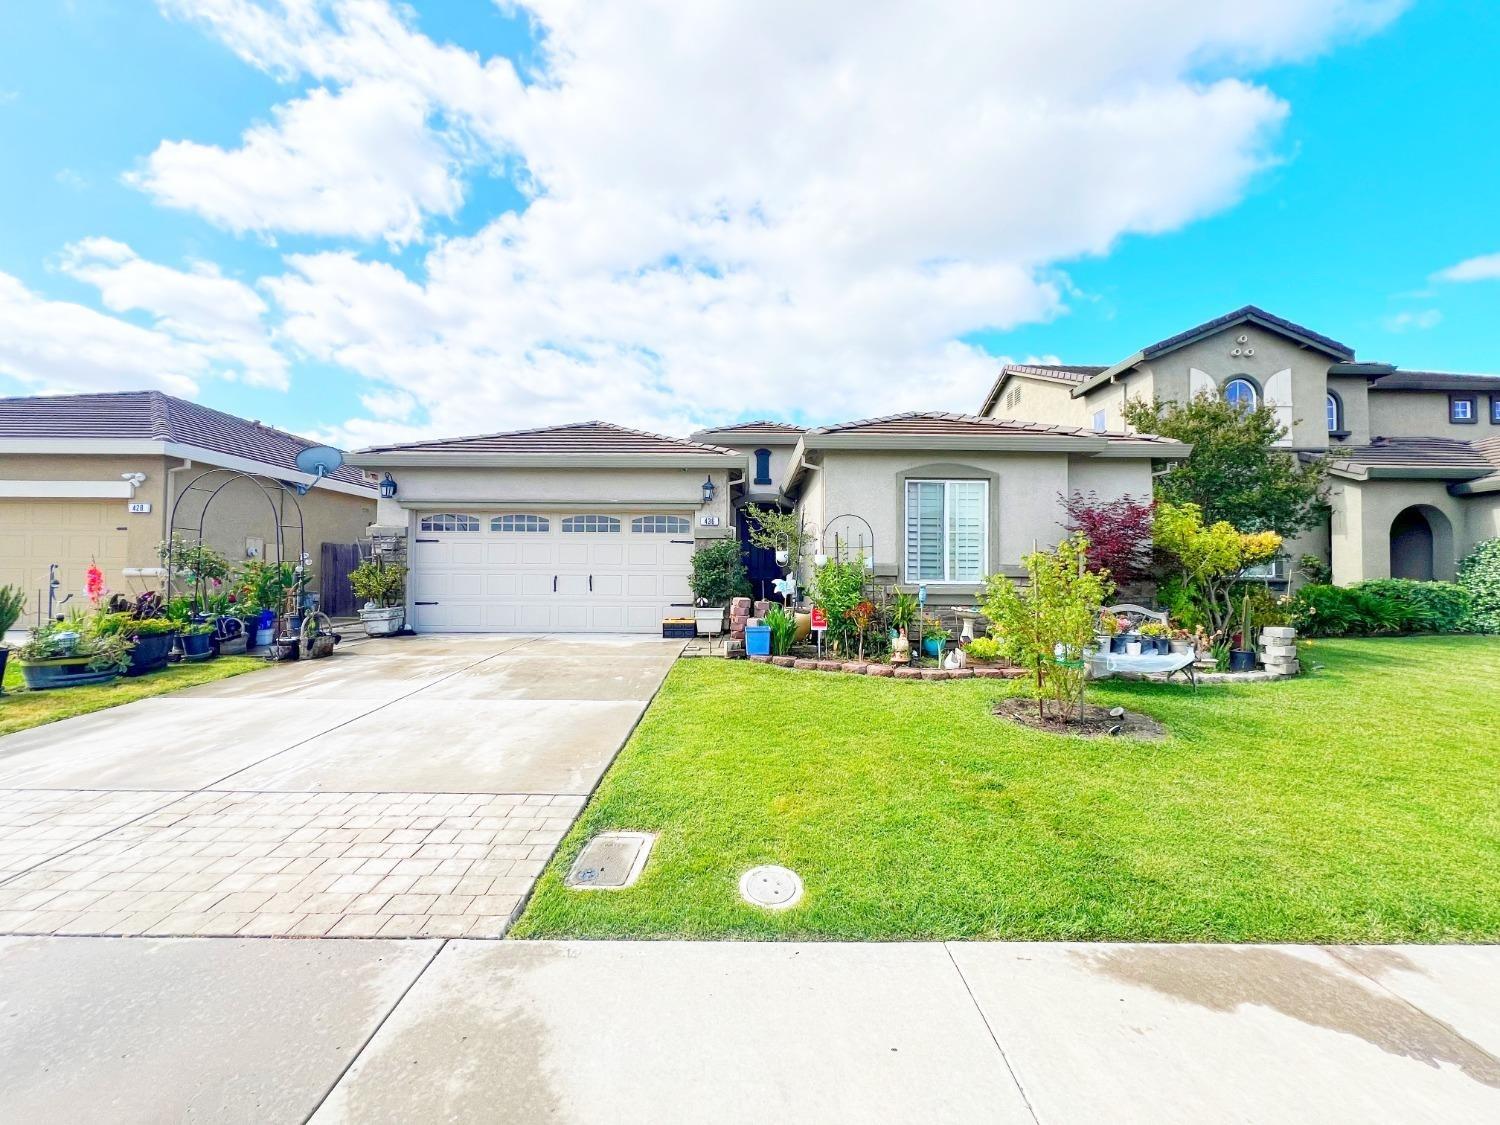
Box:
[753,448,773,486]
[419,513,480,532]
[1223,378,1258,412]
[1326,392,1343,434]
[491,514,549,533]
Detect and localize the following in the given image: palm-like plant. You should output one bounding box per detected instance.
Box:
[0,585,25,644]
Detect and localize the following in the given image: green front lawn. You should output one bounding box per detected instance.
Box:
[0,653,265,737]
[513,637,1500,943]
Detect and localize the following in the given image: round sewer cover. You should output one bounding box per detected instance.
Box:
[739,865,804,910]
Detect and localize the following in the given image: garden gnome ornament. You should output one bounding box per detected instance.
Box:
[891,627,911,665]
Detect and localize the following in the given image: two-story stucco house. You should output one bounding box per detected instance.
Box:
[979,306,1500,586]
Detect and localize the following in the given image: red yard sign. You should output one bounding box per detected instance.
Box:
[810,607,828,630]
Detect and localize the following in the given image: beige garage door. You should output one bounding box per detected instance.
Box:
[410,511,696,633]
[0,500,131,618]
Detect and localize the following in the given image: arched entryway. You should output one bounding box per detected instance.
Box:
[1389,505,1443,580]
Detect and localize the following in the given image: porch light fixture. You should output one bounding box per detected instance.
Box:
[379,473,398,499]
[701,475,716,504]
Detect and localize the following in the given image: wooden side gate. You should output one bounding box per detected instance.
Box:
[319,542,362,618]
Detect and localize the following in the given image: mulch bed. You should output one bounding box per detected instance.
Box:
[993,697,1167,739]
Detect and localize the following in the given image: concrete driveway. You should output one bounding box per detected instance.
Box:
[0,634,680,939]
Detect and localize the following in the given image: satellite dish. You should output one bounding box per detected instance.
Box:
[293,446,344,494]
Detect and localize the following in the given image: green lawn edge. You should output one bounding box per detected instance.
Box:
[0,654,267,737]
[512,636,1500,944]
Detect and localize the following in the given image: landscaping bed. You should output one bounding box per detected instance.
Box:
[512,636,1500,943]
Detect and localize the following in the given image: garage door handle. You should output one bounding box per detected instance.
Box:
[415,601,438,606]
[588,574,593,592]
[415,538,438,543]
[670,539,693,544]
[553,575,558,593]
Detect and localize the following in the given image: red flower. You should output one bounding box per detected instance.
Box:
[86,563,106,605]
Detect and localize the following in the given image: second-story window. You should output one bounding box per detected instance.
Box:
[1450,395,1477,424]
[1223,378,1258,412]
[1326,392,1343,434]
[753,448,773,486]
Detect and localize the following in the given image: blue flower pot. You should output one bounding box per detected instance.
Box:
[922,637,943,658]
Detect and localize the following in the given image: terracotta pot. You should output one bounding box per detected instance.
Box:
[793,612,812,643]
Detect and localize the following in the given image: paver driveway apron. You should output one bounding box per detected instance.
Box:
[0,634,680,940]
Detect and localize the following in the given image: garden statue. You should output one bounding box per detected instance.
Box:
[943,647,965,670]
[891,627,911,665]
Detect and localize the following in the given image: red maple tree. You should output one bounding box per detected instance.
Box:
[1060,491,1155,582]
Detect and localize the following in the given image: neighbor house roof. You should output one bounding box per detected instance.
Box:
[689,420,806,446]
[0,390,370,488]
[1068,305,1357,400]
[693,420,805,434]
[978,364,1108,414]
[1328,436,1496,481]
[347,421,745,471]
[808,411,1179,443]
[1367,370,1500,393]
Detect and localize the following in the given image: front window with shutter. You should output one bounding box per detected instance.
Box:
[904,480,988,582]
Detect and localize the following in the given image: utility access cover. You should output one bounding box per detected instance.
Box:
[565,831,655,890]
[739,865,804,910]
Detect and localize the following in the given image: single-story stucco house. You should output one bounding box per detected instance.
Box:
[350,416,1187,631]
[0,391,377,623]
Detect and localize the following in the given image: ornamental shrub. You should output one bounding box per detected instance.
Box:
[689,539,749,605]
[810,555,869,655]
[1350,579,1471,634]
[966,635,1001,662]
[1457,537,1500,632]
[1290,580,1471,636]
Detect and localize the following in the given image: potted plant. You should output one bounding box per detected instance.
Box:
[1139,621,1170,655]
[688,539,748,635]
[178,623,215,662]
[349,558,408,636]
[1168,626,1194,656]
[1229,594,1257,672]
[888,590,919,640]
[763,604,796,656]
[1108,614,1135,653]
[16,614,131,690]
[1095,612,1118,652]
[0,585,24,694]
[920,615,950,659]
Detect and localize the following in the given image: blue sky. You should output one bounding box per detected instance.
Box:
[0,1,1496,444]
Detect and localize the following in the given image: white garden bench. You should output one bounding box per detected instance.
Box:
[1090,603,1197,687]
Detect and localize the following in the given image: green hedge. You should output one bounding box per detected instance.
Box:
[1458,537,1500,632]
[1291,579,1473,637]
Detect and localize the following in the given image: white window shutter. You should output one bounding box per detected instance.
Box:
[1264,368,1293,445]
[1190,368,1215,398]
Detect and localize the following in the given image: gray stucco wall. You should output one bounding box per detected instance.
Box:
[803,449,1154,601]
[1328,477,1468,584]
[1366,390,1491,438]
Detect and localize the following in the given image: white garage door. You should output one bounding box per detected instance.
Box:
[0,499,130,617]
[410,511,697,633]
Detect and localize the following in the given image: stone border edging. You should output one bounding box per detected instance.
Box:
[749,654,1025,680]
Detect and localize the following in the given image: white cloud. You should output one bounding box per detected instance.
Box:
[0,271,205,397]
[1433,252,1500,284]
[130,82,463,246]
[0,241,288,397]
[1383,309,1442,333]
[146,0,1402,439]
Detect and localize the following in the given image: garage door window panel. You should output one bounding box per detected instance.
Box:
[631,515,690,534]
[420,513,480,532]
[491,514,550,533]
[562,515,621,533]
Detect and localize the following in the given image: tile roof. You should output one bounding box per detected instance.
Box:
[1333,437,1495,474]
[695,420,806,434]
[0,390,369,486]
[808,411,1178,443]
[1001,363,1108,384]
[1368,370,1500,392]
[1137,305,1355,362]
[357,420,738,456]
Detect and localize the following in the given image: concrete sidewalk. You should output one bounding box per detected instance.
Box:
[2,937,1496,1123]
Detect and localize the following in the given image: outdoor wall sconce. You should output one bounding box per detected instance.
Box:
[379,473,398,499]
[701,475,716,504]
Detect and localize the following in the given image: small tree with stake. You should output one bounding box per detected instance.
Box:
[979,535,1114,724]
